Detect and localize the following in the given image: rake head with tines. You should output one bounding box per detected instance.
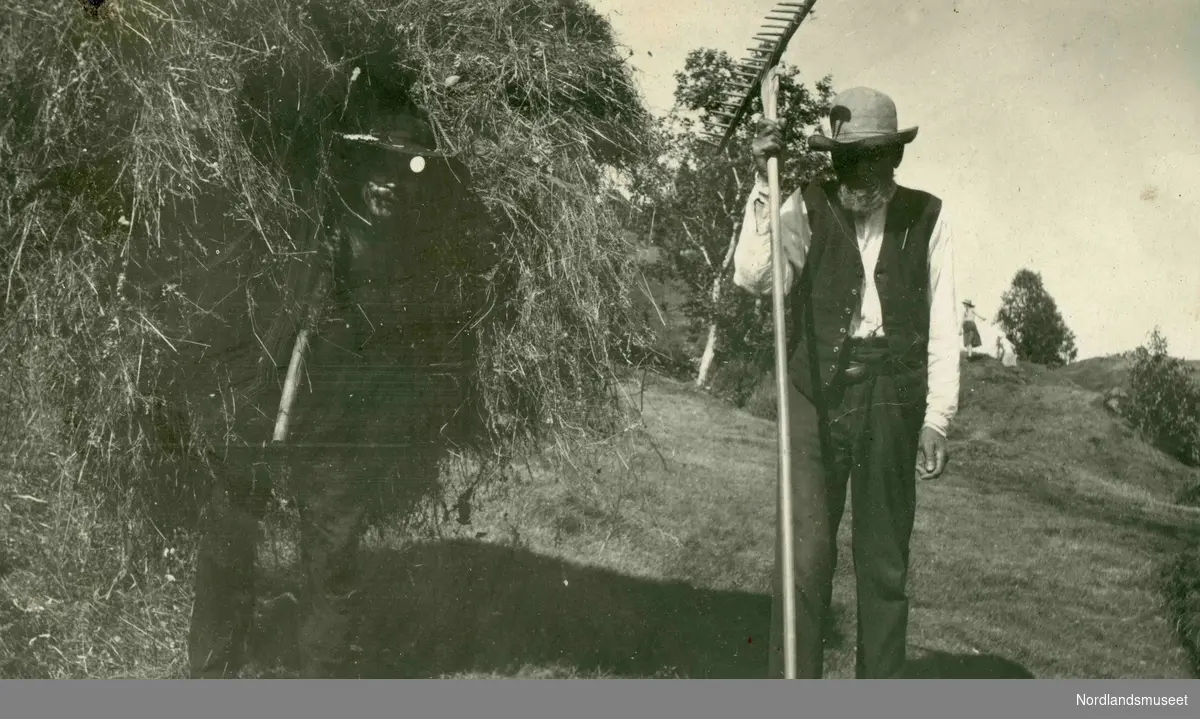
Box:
[700,0,819,154]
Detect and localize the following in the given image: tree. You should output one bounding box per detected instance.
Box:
[995,269,1078,367]
[628,48,834,387]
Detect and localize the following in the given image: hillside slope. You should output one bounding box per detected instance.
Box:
[242,357,1200,679]
[1054,353,1200,395]
[918,358,1200,677]
[3,357,1199,678]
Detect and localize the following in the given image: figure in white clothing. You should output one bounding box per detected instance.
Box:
[962,300,984,357]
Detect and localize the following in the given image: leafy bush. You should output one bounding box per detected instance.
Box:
[705,359,776,420]
[1123,328,1200,467]
[742,373,778,422]
[1176,482,1200,509]
[1111,329,1200,676]
[1163,543,1200,676]
[624,274,698,380]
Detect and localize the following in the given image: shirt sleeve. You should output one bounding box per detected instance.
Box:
[922,208,962,438]
[732,175,811,296]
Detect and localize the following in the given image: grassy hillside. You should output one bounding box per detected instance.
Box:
[1055,353,1200,395]
[1053,354,1138,394]
[2,357,1199,678]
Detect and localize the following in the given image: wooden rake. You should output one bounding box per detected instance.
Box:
[700,0,819,680]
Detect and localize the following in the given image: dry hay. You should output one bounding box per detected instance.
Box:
[0,0,655,540]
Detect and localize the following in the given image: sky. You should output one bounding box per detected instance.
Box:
[590,0,1200,360]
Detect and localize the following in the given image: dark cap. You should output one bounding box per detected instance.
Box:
[335,112,450,158]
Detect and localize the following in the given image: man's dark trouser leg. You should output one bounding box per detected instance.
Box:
[834,373,924,679]
[294,453,370,679]
[188,459,272,679]
[769,380,852,679]
[769,368,923,679]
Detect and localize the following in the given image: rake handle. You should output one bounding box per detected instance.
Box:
[272,327,310,444]
[762,67,797,680]
[271,272,332,445]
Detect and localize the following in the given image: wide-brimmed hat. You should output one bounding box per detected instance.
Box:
[809,87,918,152]
[963,299,975,308]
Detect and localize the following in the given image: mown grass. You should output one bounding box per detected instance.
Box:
[917,359,1198,678]
[2,358,1198,678]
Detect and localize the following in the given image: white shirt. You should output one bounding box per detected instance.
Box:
[732,178,961,438]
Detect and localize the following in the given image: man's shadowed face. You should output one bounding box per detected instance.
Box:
[831,145,903,215]
[359,153,432,223]
[333,143,475,278]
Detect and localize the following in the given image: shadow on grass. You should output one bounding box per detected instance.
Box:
[246,538,850,679]
[901,647,1035,679]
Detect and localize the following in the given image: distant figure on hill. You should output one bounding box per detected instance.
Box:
[958,300,1018,366]
[962,300,984,357]
[996,333,1018,367]
[735,87,961,679]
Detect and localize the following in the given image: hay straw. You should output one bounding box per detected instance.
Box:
[0,0,655,541]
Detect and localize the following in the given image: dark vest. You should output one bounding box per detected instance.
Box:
[787,181,942,407]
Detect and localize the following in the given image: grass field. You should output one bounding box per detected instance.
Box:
[2,355,1199,679]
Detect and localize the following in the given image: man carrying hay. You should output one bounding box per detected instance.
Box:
[187,108,507,679]
[733,87,962,678]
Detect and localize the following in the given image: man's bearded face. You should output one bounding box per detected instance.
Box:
[831,146,900,215]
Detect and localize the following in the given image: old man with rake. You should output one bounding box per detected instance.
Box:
[733,87,962,678]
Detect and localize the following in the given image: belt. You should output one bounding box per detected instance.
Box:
[844,336,890,351]
[840,336,894,385]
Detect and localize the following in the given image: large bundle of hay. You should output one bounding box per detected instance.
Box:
[0,0,653,539]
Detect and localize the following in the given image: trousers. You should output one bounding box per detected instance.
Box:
[186,363,461,678]
[187,450,376,679]
[185,240,483,678]
[769,339,926,679]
